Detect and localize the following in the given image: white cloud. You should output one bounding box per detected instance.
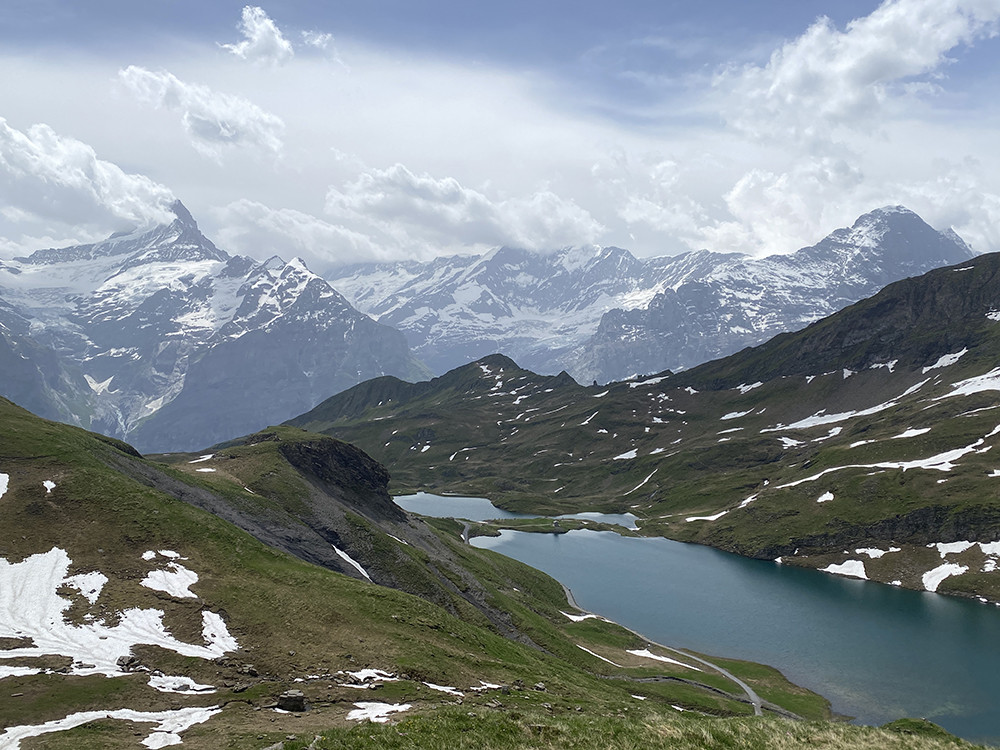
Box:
[220,6,294,66]
[302,31,334,50]
[213,199,387,270]
[324,163,605,255]
[118,66,285,161]
[0,118,174,254]
[717,0,1000,145]
[708,156,867,254]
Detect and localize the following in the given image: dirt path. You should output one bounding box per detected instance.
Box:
[561,584,765,716]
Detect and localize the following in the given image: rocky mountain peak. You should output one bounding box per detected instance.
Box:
[168,199,198,229]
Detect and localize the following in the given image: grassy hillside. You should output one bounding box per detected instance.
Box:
[10,397,958,748]
[288,253,1000,602]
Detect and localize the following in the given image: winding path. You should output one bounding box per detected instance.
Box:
[561,584,764,716]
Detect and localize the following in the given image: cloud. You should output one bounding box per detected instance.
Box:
[213,199,385,270]
[324,163,605,254]
[716,0,1000,145]
[220,6,294,66]
[301,31,334,50]
[118,66,285,161]
[0,117,175,253]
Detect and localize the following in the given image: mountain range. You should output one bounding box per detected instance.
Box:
[0,203,972,456]
[0,202,993,747]
[0,202,427,453]
[329,206,973,383]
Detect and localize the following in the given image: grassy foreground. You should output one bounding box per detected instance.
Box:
[242,710,983,750]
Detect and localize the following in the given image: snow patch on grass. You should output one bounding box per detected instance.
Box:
[424,682,464,696]
[778,429,997,488]
[856,547,900,559]
[347,702,411,723]
[931,541,975,558]
[624,469,658,495]
[763,380,928,433]
[142,562,199,599]
[821,560,867,579]
[577,645,622,666]
[148,673,216,694]
[923,348,968,374]
[685,510,728,522]
[721,410,752,421]
[332,545,372,581]
[942,368,1000,399]
[561,611,604,623]
[0,548,237,678]
[922,563,969,592]
[626,648,701,671]
[892,428,931,439]
[0,706,220,749]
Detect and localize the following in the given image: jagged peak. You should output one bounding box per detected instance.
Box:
[253,255,287,274]
[863,205,916,220]
[169,200,198,229]
[285,256,314,273]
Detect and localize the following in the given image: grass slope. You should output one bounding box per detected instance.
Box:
[8,398,955,749]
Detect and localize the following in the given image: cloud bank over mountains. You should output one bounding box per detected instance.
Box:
[0,1,998,266]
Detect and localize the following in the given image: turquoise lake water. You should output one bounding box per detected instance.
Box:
[396,493,1000,743]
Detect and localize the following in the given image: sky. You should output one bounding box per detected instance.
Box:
[1,0,998,271]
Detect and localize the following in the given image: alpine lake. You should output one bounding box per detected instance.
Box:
[395,492,1000,745]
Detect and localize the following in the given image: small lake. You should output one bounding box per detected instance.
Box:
[397,493,1000,744]
[394,491,639,528]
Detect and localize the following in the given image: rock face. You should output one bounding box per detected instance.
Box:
[0,202,427,452]
[329,206,972,383]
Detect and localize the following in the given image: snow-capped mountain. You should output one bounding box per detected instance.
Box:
[328,207,973,383]
[0,202,427,452]
[571,206,975,383]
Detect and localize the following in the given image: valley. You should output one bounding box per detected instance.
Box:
[1,201,998,748]
[0,397,847,748]
[5,2,1000,746]
[290,250,1000,606]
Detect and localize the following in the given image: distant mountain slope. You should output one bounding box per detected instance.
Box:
[329,206,972,382]
[0,202,428,452]
[290,251,1000,602]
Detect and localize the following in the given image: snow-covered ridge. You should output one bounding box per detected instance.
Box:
[328,207,972,383]
[0,202,415,451]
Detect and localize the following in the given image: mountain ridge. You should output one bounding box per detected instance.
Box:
[328,206,973,383]
[0,202,428,453]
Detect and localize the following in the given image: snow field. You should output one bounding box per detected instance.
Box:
[0,706,221,750]
[0,547,238,678]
